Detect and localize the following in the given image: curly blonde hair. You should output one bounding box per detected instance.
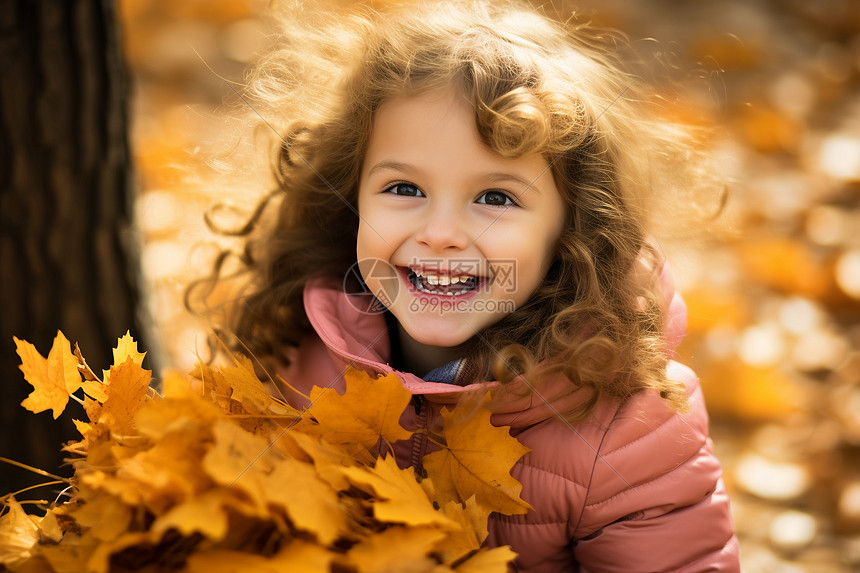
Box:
[190,0,723,419]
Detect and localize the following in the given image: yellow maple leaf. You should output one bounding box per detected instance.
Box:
[0,498,39,567]
[9,333,527,573]
[76,471,145,511]
[15,331,82,419]
[79,443,119,476]
[98,358,152,434]
[434,496,491,565]
[151,491,229,542]
[279,431,354,491]
[345,525,447,573]
[271,539,334,572]
[102,331,146,382]
[39,531,100,573]
[202,419,274,512]
[454,546,518,572]
[134,371,224,441]
[220,355,300,417]
[80,380,108,403]
[82,395,103,425]
[119,433,214,513]
[423,394,531,516]
[262,457,345,545]
[186,541,333,573]
[184,549,277,573]
[342,456,459,530]
[192,361,233,410]
[202,418,346,544]
[305,369,412,455]
[160,368,199,400]
[72,418,93,438]
[85,531,154,573]
[68,494,132,542]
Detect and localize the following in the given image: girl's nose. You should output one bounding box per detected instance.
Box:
[414,208,470,252]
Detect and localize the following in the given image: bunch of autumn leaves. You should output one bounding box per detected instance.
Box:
[0,332,530,573]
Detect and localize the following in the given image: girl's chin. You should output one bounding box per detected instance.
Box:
[395,319,473,349]
[402,330,471,349]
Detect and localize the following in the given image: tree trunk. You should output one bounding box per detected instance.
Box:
[0,0,145,496]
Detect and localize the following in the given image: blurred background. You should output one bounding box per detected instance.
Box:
[2,0,859,571]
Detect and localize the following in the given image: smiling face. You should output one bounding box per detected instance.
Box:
[356,87,566,355]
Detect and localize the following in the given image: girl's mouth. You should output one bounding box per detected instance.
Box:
[405,267,481,296]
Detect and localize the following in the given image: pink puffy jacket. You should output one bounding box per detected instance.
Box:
[280,269,740,572]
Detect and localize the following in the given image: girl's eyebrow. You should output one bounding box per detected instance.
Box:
[367,162,544,195]
[366,160,411,176]
[487,172,544,195]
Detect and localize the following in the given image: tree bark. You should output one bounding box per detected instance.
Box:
[0,0,145,496]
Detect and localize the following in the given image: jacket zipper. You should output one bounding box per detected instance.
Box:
[411,395,429,477]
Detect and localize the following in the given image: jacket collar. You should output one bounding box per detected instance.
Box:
[303,277,599,427]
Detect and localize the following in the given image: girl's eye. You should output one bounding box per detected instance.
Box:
[477,190,516,207]
[383,183,424,197]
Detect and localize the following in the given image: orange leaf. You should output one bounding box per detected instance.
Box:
[119,433,215,513]
[151,491,229,541]
[342,456,458,530]
[186,542,333,573]
[192,362,233,410]
[68,494,132,542]
[454,546,517,572]
[202,419,274,512]
[184,549,286,573]
[345,525,446,573]
[435,496,491,564]
[270,540,333,572]
[280,431,354,491]
[105,331,146,382]
[423,394,531,515]
[15,331,82,419]
[204,418,347,543]
[7,333,526,571]
[220,355,300,417]
[80,380,108,403]
[82,396,103,425]
[72,418,93,438]
[39,535,99,573]
[262,457,346,545]
[306,369,412,454]
[77,472,146,510]
[134,371,224,441]
[98,358,152,434]
[85,531,154,573]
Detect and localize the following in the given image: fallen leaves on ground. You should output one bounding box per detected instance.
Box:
[0,331,529,572]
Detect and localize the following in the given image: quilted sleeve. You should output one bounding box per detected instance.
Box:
[573,478,739,572]
[572,364,740,572]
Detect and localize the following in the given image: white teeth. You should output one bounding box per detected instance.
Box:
[411,269,476,281]
[409,268,479,295]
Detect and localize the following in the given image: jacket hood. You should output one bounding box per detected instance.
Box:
[302,261,687,429]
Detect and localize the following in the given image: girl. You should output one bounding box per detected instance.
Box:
[195,0,740,570]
